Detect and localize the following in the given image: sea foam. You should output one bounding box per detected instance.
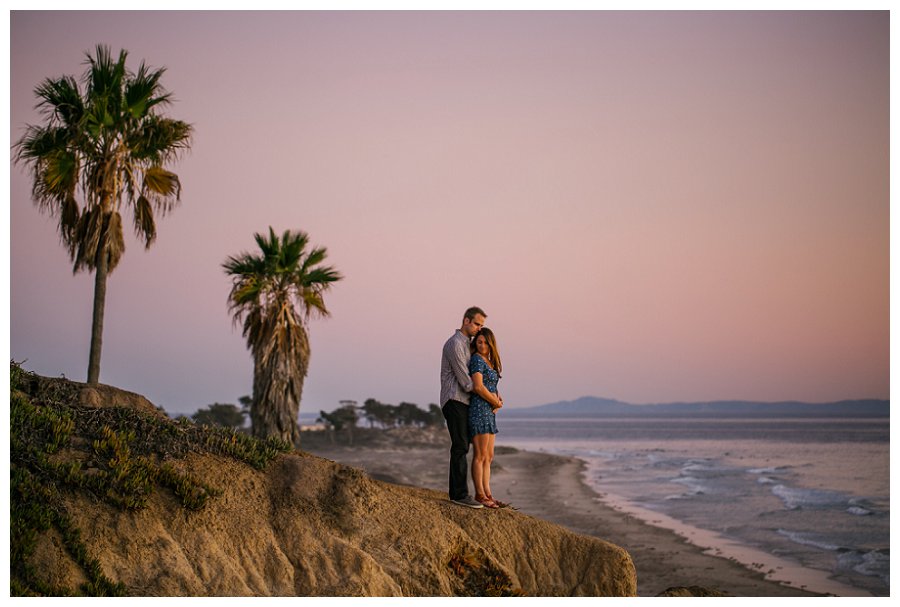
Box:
[771,484,849,510]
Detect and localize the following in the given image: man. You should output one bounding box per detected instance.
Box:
[441,306,487,508]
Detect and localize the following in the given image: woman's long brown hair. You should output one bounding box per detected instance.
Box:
[471,327,502,377]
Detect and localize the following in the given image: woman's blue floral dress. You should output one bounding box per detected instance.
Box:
[468,354,499,439]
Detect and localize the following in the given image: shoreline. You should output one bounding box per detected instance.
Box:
[528,449,867,597]
[299,430,847,597]
[489,447,830,597]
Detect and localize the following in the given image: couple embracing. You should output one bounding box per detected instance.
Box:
[440,306,508,510]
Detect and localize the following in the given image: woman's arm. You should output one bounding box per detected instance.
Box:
[471,373,502,408]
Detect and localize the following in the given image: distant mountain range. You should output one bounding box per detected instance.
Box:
[504,396,890,418]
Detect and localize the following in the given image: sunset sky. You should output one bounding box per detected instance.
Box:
[8,10,890,418]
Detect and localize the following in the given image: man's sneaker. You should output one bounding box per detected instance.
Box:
[451,495,484,509]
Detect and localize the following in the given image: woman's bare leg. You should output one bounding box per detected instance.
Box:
[482,433,495,499]
[471,434,488,498]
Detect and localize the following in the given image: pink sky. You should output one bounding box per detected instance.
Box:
[8,11,889,417]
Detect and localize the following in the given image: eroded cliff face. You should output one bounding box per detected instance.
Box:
[16,371,636,597]
[33,450,636,596]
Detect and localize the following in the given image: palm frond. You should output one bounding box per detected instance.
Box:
[128,115,192,161]
[83,159,115,210]
[124,61,170,118]
[81,46,129,142]
[33,76,84,126]
[15,126,80,206]
[254,229,277,261]
[70,207,126,273]
[84,45,127,104]
[59,194,80,242]
[281,230,309,266]
[105,211,126,272]
[132,195,157,247]
[231,278,264,310]
[72,206,104,272]
[141,165,182,214]
[222,254,250,275]
[299,290,330,319]
[298,245,327,275]
[15,124,73,164]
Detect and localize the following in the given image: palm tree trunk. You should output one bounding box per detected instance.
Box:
[249,320,309,447]
[87,234,109,385]
[251,356,305,447]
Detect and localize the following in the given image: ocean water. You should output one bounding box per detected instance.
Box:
[496,417,890,597]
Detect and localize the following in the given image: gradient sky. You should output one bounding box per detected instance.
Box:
[8,11,890,417]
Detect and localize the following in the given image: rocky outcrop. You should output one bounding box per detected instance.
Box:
[31,449,636,596]
[17,374,637,597]
[20,372,163,418]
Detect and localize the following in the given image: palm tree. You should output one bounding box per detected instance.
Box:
[14,45,193,384]
[223,228,343,446]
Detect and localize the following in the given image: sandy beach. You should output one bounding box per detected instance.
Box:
[300,428,834,597]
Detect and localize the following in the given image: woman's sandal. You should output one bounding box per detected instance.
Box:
[486,494,510,508]
[475,494,500,509]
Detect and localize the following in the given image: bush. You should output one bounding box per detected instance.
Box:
[9,361,292,596]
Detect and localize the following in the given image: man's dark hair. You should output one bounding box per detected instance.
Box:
[464,306,487,320]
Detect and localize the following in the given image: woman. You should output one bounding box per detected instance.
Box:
[468,327,507,509]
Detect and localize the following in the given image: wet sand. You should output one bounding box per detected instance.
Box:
[301,429,833,597]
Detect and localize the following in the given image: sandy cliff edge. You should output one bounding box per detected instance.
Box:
[16,375,636,597]
[32,450,637,596]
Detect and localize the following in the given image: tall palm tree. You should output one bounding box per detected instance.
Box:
[14,45,193,384]
[223,228,343,446]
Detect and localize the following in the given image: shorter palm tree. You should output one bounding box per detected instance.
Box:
[223,228,343,446]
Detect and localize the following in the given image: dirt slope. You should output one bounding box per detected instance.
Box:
[16,373,636,596]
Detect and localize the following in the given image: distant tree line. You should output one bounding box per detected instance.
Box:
[188,396,251,431]
[357,398,444,429]
[187,396,445,438]
[316,399,444,446]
